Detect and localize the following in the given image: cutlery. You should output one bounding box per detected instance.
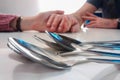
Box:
[7,37,120,69]
[45,31,120,56]
[34,35,72,52]
[45,31,120,48]
[7,37,72,69]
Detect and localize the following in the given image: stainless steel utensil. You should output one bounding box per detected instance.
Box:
[45,31,120,50]
[7,37,72,69]
[45,31,120,56]
[7,37,120,70]
[34,35,71,52]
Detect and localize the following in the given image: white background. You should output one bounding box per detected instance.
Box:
[0,0,86,16]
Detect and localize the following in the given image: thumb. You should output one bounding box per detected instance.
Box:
[51,10,64,14]
[70,24,80,32]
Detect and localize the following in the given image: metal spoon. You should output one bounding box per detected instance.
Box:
[7,37,72,69]
[8,42,71,69]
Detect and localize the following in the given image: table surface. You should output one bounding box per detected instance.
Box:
[0,28,120,80]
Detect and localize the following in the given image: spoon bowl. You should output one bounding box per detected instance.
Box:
[7,37,72,69]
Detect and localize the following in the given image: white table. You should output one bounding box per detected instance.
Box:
[0,28,120,80]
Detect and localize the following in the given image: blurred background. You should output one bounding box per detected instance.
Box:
[0,0,86,16]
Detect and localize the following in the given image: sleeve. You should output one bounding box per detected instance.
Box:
[0,14,17,32]
[87,0,103,9]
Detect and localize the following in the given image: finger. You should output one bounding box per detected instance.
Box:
[86,24,96,28]
[85,21,96,25]
[70,24,80,32]
[47,10,64,27]
[58,16,69,32]
[62,16,70,32]
[47,14,56,28]
[86,12,97,17]
[50,10,64,14]
[82,16,96,21]
[57,17,66,32]
[85,21,96,28]
[50,15,63,32]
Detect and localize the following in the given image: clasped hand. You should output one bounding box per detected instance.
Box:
[45,12,118,33]
[46,14,80,33]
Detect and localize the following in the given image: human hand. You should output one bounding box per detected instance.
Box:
[47,14,80,33]
[82,12,118,29]
[21,10,64,32]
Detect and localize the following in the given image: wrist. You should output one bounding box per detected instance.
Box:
[112,19,118,29]
[71,13,83,25]
[21,16,35,31]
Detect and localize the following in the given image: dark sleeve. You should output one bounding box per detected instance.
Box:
[87,0,103,9]
[0,14,17,32]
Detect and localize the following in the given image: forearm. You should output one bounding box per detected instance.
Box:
[20,15,44,31]
[20,16,35,31]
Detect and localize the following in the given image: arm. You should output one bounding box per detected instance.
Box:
[73,0,119,29]
[21,10,64,32]
[0,10,64,32]
[0,14,18,32]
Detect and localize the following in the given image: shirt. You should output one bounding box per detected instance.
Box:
[0,14,17,32]
[87,0,120,19]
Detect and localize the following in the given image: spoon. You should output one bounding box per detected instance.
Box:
[7,37,72,69]
[8,42,71,69]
